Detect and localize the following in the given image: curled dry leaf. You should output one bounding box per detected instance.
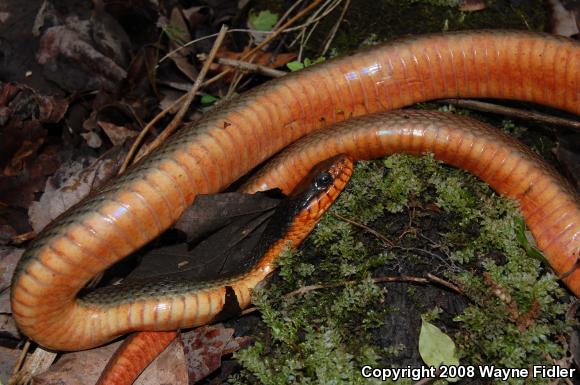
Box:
[0,345,21,384]
[37,23,127,91]
[28,146,127,233]
[0,82,66,177]
[167,7,198,83]
[0,144,61,209]
[549,0,580,37]
[0,82,67,207]
[80,130,104,148]
[33,337,187,385]
[182,326,252,383]
[0,314,19,339]
[0,82,68,125]
[0,247,23,313]
[98,120,138,146]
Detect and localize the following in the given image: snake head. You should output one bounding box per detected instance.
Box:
[286,154,354,221]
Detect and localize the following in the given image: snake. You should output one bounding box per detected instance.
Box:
[95,154,353,385]
[10,30,580,352]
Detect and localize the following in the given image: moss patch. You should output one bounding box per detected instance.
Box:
[229,113,573,384]
[306,0,546,55]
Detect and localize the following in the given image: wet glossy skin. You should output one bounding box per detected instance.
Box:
[96,155,353,385]
[10,31,580,351]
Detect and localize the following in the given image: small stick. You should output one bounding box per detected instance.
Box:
[133,25,229,164]
[320,0,351,56]
[122,2,323,173]
[118,93,186,174]
[10,340,30,377]
[426,273,463,294]
[331,212,395,246]
[200,56,287,78]
[239,273,463,316]
[439,99,580,132]
[202,0,324,88]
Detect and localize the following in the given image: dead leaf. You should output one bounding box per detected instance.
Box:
[167,7,199,83]
[0,314,19,339]
[549,0,580,37]
[89,103,141,146]
[81,130,104,148]
[0,345,21,384]
[15,347,59,385]
[3,137,45,176]
[182,5,211,27]
[174,191,281,241]
[98,120,138,146]
[182,326,252,383]
[0,82,68,124]
[0,248,23,316]
[211,47,296,82]
[33,336,187,385]
[28,146,126,233]
[0,224,17,244]
[0,83,67,208]
[37,24,127,92]
[0,82,67,177]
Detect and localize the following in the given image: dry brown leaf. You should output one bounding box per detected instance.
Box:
[549,0,580,37]
[211,47,296,82]
[167,7,198,83]
[0,345,21,384]
[0,247,23,313]
[80,131,104,148]
[98,120,139,146]
[0,82,69,124]
[37,25,127,92]
[182,326,252,383]
[0,314,19,339]
[33,337,187,385]
[28,148,126,233]
[3,137,45,177]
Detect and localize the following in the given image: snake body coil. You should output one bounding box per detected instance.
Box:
[11,31,580,351]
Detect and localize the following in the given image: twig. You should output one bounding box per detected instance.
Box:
[122,3,323,173]
[200,56,287,78]
[240,273,464,317]
[118,93,186,174]
[131,25,228,165]
[201,0,324,89]
[158,28,279,66]
[439,99,580,132]
[290,0,343,52]
[273,0,308,30]
[320,0,351,56]
[226,69,245,100]
[331,212,395,246]
[426,273,463,294]
[9,344,56,385]
[10,340,29,378]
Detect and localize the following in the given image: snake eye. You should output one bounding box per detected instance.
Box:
[315,172,333,189]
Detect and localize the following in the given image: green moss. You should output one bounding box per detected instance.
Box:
[306,0,546,56]
[230,133,572,384]
[229,4,564,380]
